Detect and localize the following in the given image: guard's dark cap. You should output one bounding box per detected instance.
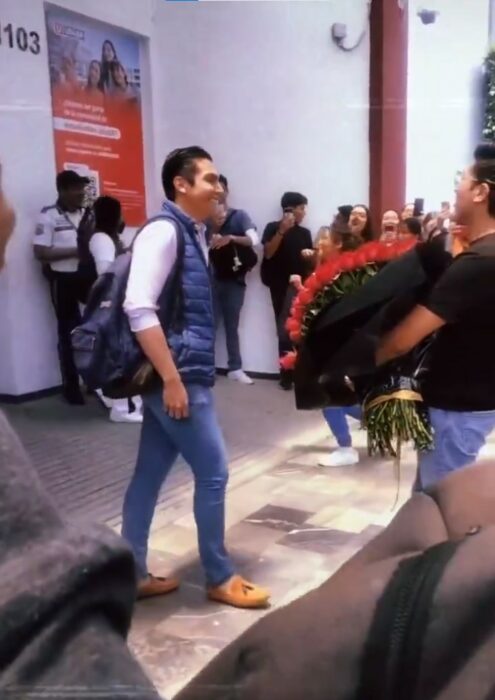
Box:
[56,170,90,191]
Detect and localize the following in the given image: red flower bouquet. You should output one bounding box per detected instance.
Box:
[284,239,416,352]
[281,237,433,458]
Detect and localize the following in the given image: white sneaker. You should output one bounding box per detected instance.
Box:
[95,389,113,410]
[110,409,143,424]
[131,396,143,414]
[227,370,254,385]
[318,447,359,468]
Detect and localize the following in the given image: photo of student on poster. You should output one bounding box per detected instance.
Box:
[45,8,146,225]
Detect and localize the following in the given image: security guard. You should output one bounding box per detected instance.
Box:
[33,170,90,405]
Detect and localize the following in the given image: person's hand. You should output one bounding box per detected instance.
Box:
[210,234,232,250]
[279,212,295,235]
[163,376,189,420]
[301,248,315,260]
[290,274,303,290]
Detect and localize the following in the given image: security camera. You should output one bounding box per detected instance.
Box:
[331,23,347,42]
[417,8,439,25]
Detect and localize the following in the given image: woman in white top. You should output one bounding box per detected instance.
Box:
[89,196,142,424]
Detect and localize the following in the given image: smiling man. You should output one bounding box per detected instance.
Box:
[377,143,495,489]
[122,147,269,608]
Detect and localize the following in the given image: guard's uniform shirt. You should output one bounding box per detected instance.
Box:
[34,204,83,273]
[33,202,85,399]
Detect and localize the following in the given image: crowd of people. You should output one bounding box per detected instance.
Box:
[26,142,495,597]
[29,153,467,475]
[1,140,495,695]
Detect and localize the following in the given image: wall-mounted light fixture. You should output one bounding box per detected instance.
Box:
[331,0,371,52]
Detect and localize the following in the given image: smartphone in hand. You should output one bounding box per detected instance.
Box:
[413,198,424,218]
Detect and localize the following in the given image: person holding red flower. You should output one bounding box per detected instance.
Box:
[289,222,364,467]
[377,144,495,489]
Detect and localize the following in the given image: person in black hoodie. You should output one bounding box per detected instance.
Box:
[261,192,312,389]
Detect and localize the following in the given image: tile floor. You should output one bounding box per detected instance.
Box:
[8,377,488,697]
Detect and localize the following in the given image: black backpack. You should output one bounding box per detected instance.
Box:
[71,215,183,398]
[209,210,258,280]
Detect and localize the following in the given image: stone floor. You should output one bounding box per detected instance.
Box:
[4,378,421,698]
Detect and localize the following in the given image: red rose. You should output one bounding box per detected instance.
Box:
[352,249,369,268]
[367,241,383,262]
[298,288,314,305]
[362,242,381,262]
[383,244,401,262]
[338,252,355,271]
[292,305,304,321]
[316,261,338,285]
[305,273,321,293]
[285,317,300,333]
[280,351,297,370]
[374,242,393,263]
[289,329,302,343]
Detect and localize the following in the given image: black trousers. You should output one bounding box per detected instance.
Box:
[48,271,84,393]
[269,282,296,358]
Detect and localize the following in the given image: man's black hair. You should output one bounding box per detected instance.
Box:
[404,217,422,237]
[473,142,495,217]
[219,174,228,192]
[161,146,212,201]
[94,196,121,233]
[280,192,308,210]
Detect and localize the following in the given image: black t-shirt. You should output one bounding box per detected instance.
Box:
[422,233,495,410]
[262,221,313,284]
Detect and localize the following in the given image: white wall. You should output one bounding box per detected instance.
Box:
[406,0,490,211]
[0,0,154,396]
[152,0,370,374]
[0,0,370,394]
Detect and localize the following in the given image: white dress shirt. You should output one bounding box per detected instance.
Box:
[89,232,116,276]
[124,218,208,333]
[244,228,259,246]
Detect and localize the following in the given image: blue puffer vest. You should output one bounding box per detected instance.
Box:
[159,201,215,387]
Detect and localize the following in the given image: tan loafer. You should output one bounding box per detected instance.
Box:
[137,574,180,600]
[208,575,270,609]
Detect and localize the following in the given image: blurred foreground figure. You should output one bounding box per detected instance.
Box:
[0,164,15,269]
[0,164,163,699]
[177,461,495,700]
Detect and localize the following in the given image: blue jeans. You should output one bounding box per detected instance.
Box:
[417,408,495,490]
[121,385,235,587]
[323,406,362,447]
[214,279,245,371]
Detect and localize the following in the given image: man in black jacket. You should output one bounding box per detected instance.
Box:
[262,192,312,389]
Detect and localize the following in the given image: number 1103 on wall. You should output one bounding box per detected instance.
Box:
[0,21,41,55]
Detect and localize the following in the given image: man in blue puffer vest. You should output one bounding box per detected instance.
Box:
[122,147,270,608]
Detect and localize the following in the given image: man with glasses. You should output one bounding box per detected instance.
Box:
[376,143,495,489]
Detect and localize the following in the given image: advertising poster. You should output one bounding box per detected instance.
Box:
[45,7,146,225]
